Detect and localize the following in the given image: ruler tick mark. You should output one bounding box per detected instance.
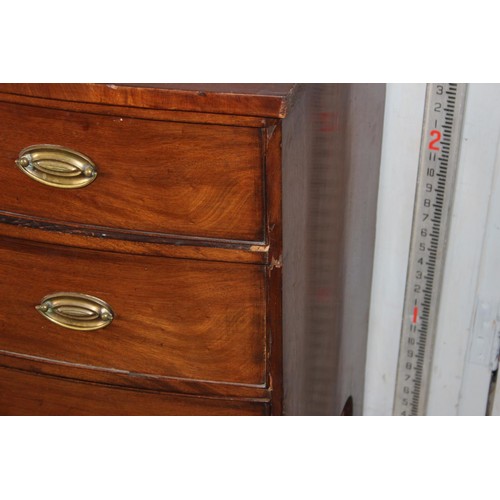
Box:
[393,83,467,416]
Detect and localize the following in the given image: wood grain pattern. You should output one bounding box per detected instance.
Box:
[0,367,268,416]
[0,83,296,118]
[0,83,386,416]
[0,351,271,400]
[0,101,264,241]
[0,91,271,127]
[0,237,266,385]
[264,123,284,416]
[0,215,268,265]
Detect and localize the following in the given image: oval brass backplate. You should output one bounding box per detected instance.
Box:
[36,292,114,331]
[16,144,97,188]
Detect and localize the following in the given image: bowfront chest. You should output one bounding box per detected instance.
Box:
[0,84,385,415]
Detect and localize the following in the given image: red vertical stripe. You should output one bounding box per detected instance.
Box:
[412,306,418,324]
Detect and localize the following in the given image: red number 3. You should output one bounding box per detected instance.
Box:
[429,129,441,151]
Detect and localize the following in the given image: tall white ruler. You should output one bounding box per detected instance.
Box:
[393,83,467,416]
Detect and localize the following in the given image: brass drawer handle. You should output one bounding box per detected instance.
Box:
[16,144,97,188]
[36,292,114,331]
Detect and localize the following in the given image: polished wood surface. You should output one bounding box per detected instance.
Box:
[0,367,268,416]
[0,83,386,415]
[0,101,264,241]
[0,237,266,385]
[0,216,268,264]
[0,83,296,118]
[0,91,270,127]
[121,83,295,94]
[0,351,270,400]
[264,123,284,415]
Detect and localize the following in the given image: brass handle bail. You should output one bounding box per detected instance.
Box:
[15,144,98,188]
[36,292,114,331]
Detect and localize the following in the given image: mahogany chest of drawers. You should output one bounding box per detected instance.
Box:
[0,84,385,415]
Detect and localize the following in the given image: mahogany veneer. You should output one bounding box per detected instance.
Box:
[0,83,385,415]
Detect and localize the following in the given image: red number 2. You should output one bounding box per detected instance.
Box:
[429,129,441,151]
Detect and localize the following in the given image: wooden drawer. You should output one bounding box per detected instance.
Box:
[0,367,268,415]
[0,237,266,385]
[0,83,386,416]
[0,101,264,241]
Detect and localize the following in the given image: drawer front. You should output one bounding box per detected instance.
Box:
[0,102,264,241]
[0,368,268,415]
[0,238,266,385]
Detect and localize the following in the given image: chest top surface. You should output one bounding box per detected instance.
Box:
[0,83,298,118]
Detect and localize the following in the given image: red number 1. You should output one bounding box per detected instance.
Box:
[429,129,441,151]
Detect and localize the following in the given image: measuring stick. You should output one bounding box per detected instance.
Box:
[393,83,467,416]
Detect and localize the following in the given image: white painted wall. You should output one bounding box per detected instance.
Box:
[364,83,500,416]
[363,84,425,416]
